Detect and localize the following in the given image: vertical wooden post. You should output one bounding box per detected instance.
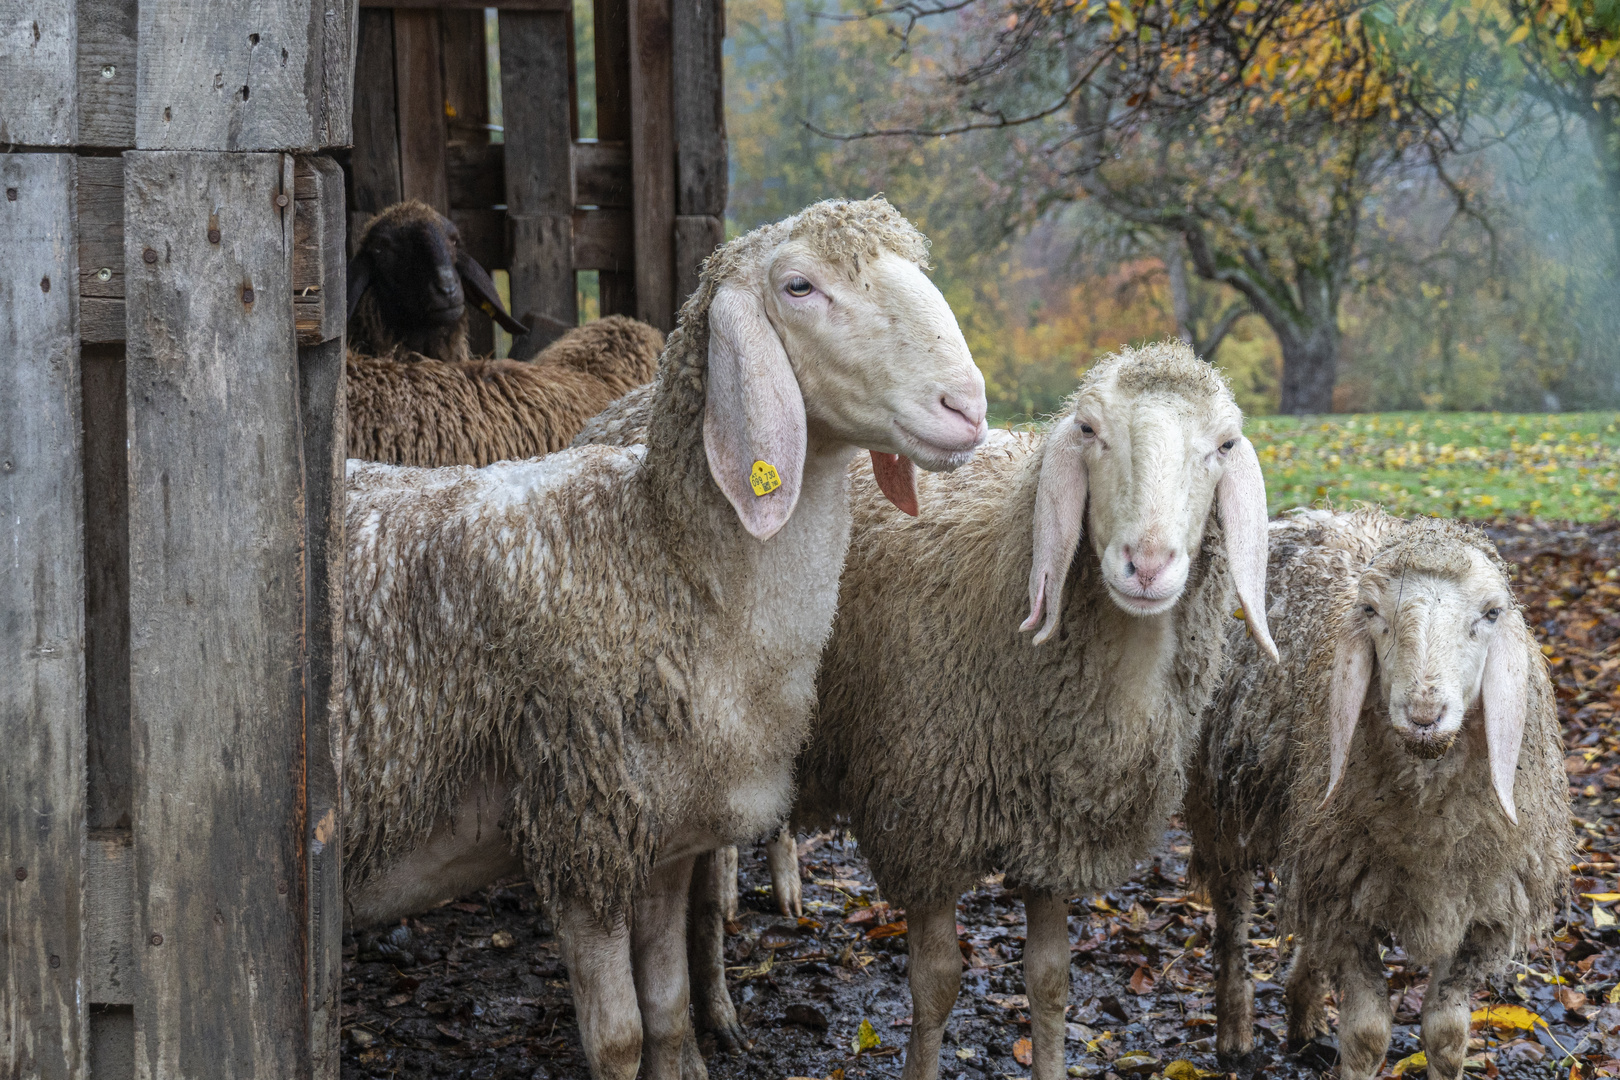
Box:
[628,0,675,331]
[1,151,87,1080]
[0,0,77,145]
[501,7,577,355]
[593,0,637,318]
[394,8,450,212]
[672,0,726,310]
[350,8,402,245]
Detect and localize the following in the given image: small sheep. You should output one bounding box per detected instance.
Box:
[341,197,988,1080]
[347,199,529,363]
[1186,509,1571,1080]
[786,343,1276,1080]
[347,315,664,467]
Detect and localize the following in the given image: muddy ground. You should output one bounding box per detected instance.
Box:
[341,519,1620,1080]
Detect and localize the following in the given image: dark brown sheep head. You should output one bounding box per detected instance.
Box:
[347,201,527,360]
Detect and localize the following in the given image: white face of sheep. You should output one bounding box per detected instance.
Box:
[1325,547,1531,822]
[704,241,988,540]
[1019,362,1278,660]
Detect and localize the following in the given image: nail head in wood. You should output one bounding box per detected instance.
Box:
[143,247,158,264]
[150,933,163,946]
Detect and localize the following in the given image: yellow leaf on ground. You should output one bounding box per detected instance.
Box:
[851,1019,880,1055]
[1596,905,1617,929]
[1014,1038,1033,1066]
[1470,1004,1545,1032]
[1165,1059,1222,1080]
[1582,892,1620,902]
[955,1047,977,1061]
[1392,1051,1428,1076]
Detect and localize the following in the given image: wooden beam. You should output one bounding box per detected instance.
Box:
[76,0,138,148]
[79,157,126,344]
[294,156,347,344]
[628,0,675,331]
[573,207,633,272]
[1,0,76,145]
[86,832,134,1005]
[134,0,353,151]
[500,8,576,354]
[0,151,86,1080]
[393,8,450,212]
[672,0,726,218]
[674,214,722,312]
[124,149,311,1077]
[362,0,569,8]
[350,7,402,219]
[594,0,636,316]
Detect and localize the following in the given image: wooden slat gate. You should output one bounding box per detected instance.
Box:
[348,0,727,357]
[2,0,352,1074]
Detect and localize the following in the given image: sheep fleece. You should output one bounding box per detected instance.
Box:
[798,418,1235,905]
[1187,510,1570,966]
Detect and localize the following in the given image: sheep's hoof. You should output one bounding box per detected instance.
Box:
[1214,1048,1263,1076]
[707,1014,751,1055]
[1288,1035,1339,1071]
[357,924,416,967]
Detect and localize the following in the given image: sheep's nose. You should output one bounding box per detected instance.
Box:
[940,389,988,444]
[435,265,460,298]
[1408,702,1447,730]
[1123,545,1175,588]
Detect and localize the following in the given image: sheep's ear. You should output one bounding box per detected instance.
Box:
[346,253,372,322]
[870,452,919,516]
[703,284,807,541]
[455,247,529,335]
[1020,416,1086,646]
[1323,629,1373,807]
[1481,611,1530,825]
[1217,436,1279,663]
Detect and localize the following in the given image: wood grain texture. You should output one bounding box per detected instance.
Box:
[294,155,346,344]
[81,297,126,343]
[350,8,401,217]
[86,832,133,1005]
[124,150,310,1078]
[573,206,631,271]
[671,0,725,217]
[393,8,448,212]
[76,0,137,148]
[0,151,86,1080]
[135,0,352,150]
[594,0,635,316]
[0,0,76,144]
[507,212,574,358]
[446,142,503,209]
[574,139,631,207]
[78,156,123,307]
[628,0,674,330]
[299,335,345,1080]
[450,207,503,271]
[82,343,131,833]
[674,213,721,311]
[361,0,568,8]
[440,8,489,144]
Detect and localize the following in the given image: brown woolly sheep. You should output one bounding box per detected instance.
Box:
[346,199,529,363]
[347,315,664,467]
[341,198,988,1080]
[1186,509,1571,1080]
[782,343,1276,1080]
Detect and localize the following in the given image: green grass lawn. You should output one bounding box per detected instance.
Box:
[1248,412,1620,521]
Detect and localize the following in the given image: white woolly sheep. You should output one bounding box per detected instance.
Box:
[341,197,988,1080]
[773,342,1277,1080]
[1186,508,1572,1080]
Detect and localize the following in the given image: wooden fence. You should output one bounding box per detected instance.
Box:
[2,0,721,1075]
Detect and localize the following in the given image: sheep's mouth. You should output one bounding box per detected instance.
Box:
[422,301,465,324]
[891,421,984,472]
[1104,581,1182,616]
[1396,726,1458,759]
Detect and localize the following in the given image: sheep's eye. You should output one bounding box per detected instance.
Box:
[1219,439,1237,453]
[785,277,813,297]
[1484,607,1502,622]
[1080,423,1096,436]
[1363,604,1378,617]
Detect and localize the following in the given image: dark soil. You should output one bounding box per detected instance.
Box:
[341,519,1620,1080]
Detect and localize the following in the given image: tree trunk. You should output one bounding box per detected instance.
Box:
[1277,323,1338,414]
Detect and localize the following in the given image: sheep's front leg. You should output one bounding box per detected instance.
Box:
[633,855,699,1080]
[1023,890,1072,1080]
[717,845,739,922]
[1421,932,1497,1080]
[555,898,642,1080]
[1209,868,1256,1065]
[900,897,962,1080]
[688,848,749,1052]
[766,826,801,916]
[1333,935,1393,1080]
[1284,937,1331,1050]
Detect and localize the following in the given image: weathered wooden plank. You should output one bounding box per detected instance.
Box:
[76,0,137,148]
[441,8,489,144]
[82,343,131,832]
[294,155,346,345]
[124,150,310,1077]
[299,334,345,1080]
[672,0,725,217]
[362,0,569,8]
[446,142,504,208]
[88,1006,134,1080]
[501,9,575,351]
[78,156,123,304]
[81,297,126,343]
[350,8,401,217]
[0,0,76,144]
[134,0,352,150]
[628,0,675,330]
[86,832,133,1004]
[594,0,635,316]
[394,9,449,211]
[674,213,721,310]
[446,140,631,210]
[575,139,632,207]
[0,152,86,1080]
[450,207,504,271]
[573,206,632,272]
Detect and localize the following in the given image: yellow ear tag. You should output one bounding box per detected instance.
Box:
[749,460,782,496]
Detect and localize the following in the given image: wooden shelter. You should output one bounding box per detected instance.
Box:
[1,0,724,1074]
